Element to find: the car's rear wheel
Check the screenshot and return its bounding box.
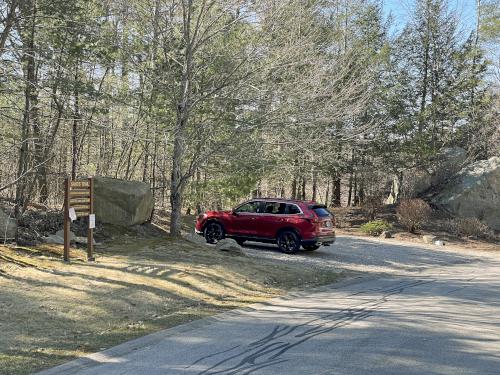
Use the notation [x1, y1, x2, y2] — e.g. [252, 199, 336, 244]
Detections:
[303, 244, 320, 251]
[204, 222, 224, 244]
[277, 230, 300, 254]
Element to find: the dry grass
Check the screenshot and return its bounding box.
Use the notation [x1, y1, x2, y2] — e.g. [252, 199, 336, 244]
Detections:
[0, 237, 340, 375]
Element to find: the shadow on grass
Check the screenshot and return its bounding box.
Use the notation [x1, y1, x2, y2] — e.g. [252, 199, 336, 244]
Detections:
[0, 236, 340, 375]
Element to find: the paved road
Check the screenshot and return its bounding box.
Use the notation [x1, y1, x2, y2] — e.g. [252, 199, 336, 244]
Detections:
[38, 236, 500, 375]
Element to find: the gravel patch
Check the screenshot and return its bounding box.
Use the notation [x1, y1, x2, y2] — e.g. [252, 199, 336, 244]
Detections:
[242, 235, 487, 275]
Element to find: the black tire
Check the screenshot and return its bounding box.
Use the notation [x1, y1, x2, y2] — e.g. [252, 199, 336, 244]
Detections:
[204, 222, 225, 244]
[303, 244, 320, 251]
[236, 239, 246, 246]
[277, 230, 301, 254]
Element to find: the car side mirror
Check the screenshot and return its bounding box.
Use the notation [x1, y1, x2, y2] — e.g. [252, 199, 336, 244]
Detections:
[232, 210, 239, 216]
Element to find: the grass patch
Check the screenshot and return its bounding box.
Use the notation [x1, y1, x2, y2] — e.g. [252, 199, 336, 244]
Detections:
[0, 236, 341, 375]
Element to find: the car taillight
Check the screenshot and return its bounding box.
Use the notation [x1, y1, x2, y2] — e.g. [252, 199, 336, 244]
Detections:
[312, 219, 321, 231]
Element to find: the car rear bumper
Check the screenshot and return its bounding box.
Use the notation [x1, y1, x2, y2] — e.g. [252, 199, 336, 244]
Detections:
[302, 233, 336, 246]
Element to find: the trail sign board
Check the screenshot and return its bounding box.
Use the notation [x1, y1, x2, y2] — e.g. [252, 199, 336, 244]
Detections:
[64, 177, 95, 262]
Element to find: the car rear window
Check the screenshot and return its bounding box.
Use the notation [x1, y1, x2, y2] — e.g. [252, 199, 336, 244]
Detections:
[310, 205, 331, 217]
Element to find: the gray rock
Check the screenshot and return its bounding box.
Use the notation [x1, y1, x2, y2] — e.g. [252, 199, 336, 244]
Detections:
[432, 156, 500, 230]
[42, 230, 96, 246]
[387, 147, 467, 202]
[94, 177, 154, 227]
[41, 234, 64, 245]
[0, 208, 17, 240]
[56, 229, 75, 241]
[422, 235, 438, 244]
[74, 236, 97, 245]
[215, 238, 246, 256]
[184, 233, 209, 246]
[380, 230, 393, 238]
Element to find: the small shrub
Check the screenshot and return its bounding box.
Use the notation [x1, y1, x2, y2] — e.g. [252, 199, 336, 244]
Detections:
[361, 220, 392, 236]
[447, 217, 493, 239]
[396, 199, 431, 233]
[362, 196, 383, 220]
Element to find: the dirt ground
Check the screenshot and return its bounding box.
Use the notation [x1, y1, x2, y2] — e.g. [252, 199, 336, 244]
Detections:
[0, 236, 342, 375]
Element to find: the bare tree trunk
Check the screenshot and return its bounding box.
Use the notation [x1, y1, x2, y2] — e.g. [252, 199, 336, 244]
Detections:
[301, 176, 306, 200]
[325, 179, 330, 206]
[358, 177, 365, 205]
[333, 175, 341, 207]
[170, 1, 194, 236]
[353, 173, 358, 206]
[195, 168, 202, 214]
[291, 178, 297, 199]
[72, 66, 80, 180]
[15, 0, 38, 219]
[0, 0, 18, 56]
[170, 135, 186, 236]
[418, 3, 430, 133]
[312, 169, 317, 202]
[347, 173, 353, 206]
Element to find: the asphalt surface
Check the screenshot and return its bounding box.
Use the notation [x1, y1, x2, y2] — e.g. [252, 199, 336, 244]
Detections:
[38, 236, 500, 375]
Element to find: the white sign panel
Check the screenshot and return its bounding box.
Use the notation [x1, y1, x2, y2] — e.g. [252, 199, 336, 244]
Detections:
[89, 214, 96, 229]
[69, 207, 77, 222]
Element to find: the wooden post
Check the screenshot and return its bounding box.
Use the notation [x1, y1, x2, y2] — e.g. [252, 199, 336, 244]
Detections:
[87, 177, 94, 261]
[63, 177, 70, 262]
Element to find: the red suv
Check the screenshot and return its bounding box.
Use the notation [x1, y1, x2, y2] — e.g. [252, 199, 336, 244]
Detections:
[195, 198, 336, 253]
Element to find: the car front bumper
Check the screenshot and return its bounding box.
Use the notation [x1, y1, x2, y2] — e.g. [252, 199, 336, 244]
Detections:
[195, 228, 204, 236]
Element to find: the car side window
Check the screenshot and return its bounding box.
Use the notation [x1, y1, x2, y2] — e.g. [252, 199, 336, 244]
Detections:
[264, 202, 278, 214]
[286, 204, 301, 214]
[235, 201, 259, 213]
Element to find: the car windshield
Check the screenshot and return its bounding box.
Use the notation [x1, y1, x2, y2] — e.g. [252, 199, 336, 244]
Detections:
[310, 205, 331, 217]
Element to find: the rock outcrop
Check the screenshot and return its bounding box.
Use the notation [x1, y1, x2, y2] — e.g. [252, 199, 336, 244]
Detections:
[386, 147, 467, 203]
[432, 156, 500, 230]
[94, 177, 154, 227]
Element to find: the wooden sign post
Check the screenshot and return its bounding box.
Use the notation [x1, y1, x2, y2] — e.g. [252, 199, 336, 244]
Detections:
[64, 177, 95, 262]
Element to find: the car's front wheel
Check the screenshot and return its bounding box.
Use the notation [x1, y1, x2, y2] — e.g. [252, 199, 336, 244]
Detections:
[277, 230, 301, 254]
[303, 244, 320, 251]
[204, 222, 225, 244]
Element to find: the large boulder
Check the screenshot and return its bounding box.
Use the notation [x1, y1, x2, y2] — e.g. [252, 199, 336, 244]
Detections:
[387, 147, 467, 202]
[94, 177, 154, 227]
[429, 147, 468, 186]
[432, 156, 500, 230]
[215, 238, 246, 256]
[184, 233, 210, 247]
[0, 208, 17, 240]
